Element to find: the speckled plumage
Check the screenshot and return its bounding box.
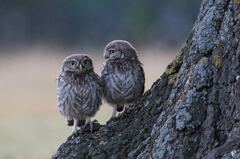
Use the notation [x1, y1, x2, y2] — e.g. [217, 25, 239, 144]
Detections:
[101, 40, 145, 118]
[57, 54, 103, 133]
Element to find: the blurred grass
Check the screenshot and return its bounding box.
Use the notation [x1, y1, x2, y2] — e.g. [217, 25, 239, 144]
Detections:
[0, 46, 176, 159]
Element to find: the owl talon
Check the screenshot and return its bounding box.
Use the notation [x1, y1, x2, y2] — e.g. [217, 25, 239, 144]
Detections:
[82, 117, 93, 132]
[89, 121, 93, 133]
[68, 131, 78, 140]
[110, 116, 116, 120]
[72, 131, 78, 137]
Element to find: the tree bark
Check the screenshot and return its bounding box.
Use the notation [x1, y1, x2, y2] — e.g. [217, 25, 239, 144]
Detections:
[53, 0, 240, 158]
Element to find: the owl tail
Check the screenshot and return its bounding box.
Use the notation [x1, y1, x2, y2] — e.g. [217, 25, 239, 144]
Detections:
[116, 104, 124, 112]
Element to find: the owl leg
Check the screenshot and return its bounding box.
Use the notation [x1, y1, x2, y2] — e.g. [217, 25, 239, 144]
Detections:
[117, 104, 125, 117]
[83, 117, 93, 132]
[111, 104, 117, 119]
[111, 104, 124, 119]
[87, 117, 93, 132]
[72, 118, 79, 134]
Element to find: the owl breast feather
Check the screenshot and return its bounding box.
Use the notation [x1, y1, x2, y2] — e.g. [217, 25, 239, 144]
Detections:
[57, 74, 102, 120]
[102, 61, 144, 104]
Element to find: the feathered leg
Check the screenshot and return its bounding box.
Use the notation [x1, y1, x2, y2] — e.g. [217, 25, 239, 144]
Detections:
[111, 104, 117, 119]
[72, 118, 79, 134]
[83, 116, 93, 132]
[110, 103, 125, 120]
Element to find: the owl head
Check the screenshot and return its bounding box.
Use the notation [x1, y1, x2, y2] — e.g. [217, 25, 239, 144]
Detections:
[62, 54, 94, 74]
[104, 40, 138, 60]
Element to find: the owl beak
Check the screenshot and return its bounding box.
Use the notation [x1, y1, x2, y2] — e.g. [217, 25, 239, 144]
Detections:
[79, 64, 83, 72]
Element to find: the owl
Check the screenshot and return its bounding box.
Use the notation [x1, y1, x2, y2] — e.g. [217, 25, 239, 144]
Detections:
[57, 54, 103, 133]
[101, 40, 145, 119]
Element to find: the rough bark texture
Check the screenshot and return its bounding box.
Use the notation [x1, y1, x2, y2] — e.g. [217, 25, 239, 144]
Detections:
[53, 0, 240, 158]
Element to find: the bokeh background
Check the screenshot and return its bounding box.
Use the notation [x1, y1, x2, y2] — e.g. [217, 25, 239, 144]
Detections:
[0, 0, 201, 158]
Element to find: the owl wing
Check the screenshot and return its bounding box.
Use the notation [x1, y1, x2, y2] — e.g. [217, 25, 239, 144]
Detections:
[100, 61, 110, 77]
[138, 63, 145, 95]
[100, 61, 111, 88]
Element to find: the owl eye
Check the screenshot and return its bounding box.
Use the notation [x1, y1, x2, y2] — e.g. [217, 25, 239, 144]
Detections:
[82, 59, 90, 65]
[69, 61, 76, 66]
[109, 50, 115, 54]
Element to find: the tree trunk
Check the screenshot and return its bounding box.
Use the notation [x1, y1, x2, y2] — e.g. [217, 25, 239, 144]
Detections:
[53, 0, 240, 158]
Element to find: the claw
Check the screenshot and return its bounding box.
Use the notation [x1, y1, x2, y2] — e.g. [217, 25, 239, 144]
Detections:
[89, 121, 93, 133]
[71, 131, 78, 139]
[82, 116, 93, 132]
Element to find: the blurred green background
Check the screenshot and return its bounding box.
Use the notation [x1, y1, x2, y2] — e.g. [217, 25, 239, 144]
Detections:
[0, 0, 201, 159]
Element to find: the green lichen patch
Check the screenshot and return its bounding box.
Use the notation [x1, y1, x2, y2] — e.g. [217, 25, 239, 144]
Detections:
[212, 53, 223, 67]
[164, 52, 183, 76]
[164, 52, 184, 84]
[168, 74, 178, 85]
